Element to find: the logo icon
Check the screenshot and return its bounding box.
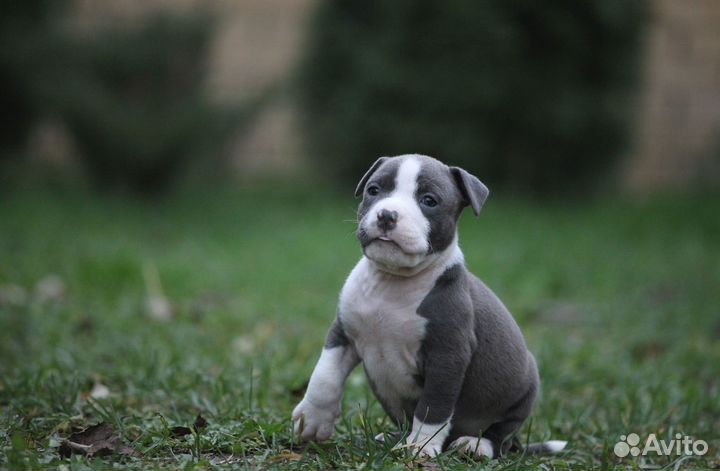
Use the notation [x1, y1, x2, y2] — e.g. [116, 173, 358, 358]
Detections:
[614, 433, 641, 458]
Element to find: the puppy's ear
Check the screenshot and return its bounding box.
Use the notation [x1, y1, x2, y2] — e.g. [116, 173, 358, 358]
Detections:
[354, 157, 389, 198]
[450, 166, 489, 216]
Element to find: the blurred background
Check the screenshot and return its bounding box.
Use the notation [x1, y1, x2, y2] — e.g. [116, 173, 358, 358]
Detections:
[1, 1, 719, 469]
[1, 0, 719, 195]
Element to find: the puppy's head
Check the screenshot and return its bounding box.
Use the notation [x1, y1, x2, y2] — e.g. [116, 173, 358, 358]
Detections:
[355, 154, 489, 271]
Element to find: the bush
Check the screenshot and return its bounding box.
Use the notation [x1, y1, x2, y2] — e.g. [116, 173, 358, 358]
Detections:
[0, 0, 63, 156]
[298, 0, 645, 194]
[39, 15, 239, 194]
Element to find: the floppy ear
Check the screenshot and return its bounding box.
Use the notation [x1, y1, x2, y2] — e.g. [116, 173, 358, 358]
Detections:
[354, 157, 389, 198]
[450, 166, 489, 216]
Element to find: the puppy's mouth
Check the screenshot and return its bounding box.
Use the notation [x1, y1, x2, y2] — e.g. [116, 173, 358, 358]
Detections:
[370, 236, 425, 256]
[357, 226, 426, 257]
[373, 235, 400, 248]
[363, 233, 402, 251]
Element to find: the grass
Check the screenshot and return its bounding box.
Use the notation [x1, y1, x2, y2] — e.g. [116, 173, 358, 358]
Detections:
[1, 186, 719, 470]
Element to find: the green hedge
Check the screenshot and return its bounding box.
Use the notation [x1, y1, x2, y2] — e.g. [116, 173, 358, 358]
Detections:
[298, 0, 645, 194]
[44, 16, 238, 194]
[0, 0, 61, 155]
[1, 3, 241, 194]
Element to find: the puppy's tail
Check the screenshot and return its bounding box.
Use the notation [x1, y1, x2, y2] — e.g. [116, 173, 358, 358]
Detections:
[521, 440, 568, 455]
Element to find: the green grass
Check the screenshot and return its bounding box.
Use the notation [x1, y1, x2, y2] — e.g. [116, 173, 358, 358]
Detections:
[1, 187, 719, 470]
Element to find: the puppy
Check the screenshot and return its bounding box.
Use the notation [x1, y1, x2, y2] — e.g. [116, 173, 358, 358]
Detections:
[292, 154, 566, 458]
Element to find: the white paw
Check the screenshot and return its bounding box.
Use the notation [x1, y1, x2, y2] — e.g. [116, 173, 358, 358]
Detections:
[414, 440, 443, 458]
[393, 437, 444, 458]
[398, 419, 450, 459]
[292, 398, 339, 442]
[449, 436, 494, 459]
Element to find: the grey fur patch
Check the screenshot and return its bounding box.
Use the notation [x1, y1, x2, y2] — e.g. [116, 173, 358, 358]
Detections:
[414, 264, 475, 424]
[411, 262, 539, 453]
[325, 317, 350, 348]
[445, 270, 539, 450]
[414, 158, 466, 253]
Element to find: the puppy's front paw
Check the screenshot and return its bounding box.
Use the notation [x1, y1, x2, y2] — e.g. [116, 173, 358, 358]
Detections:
[292, 398, 339, 442]
[449, 436, 494, 459]
[412, 440, 443, 458]
[394, 437, 443, 458]
[397, 420, 449, 459]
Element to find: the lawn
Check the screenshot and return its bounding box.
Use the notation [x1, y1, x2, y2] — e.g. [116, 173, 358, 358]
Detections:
[1, 187, 718, 470]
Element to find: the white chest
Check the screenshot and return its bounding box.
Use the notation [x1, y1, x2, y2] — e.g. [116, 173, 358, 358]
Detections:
[338, 258, 442, 411]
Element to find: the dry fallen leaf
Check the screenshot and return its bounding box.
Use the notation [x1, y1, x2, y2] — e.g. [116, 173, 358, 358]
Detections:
[89, 382, 110, 399]
[58, 423, 120, 458]
[35, 275, 65, 304]
[146, 295, 173, 321]
[170, 414, 208, 438]
[232, 335, 255, 354]
[170, 426, 192, 438]
[142, 262, 174, 321]
[193, 414, 208, 431]
[268, 450, 303, 462]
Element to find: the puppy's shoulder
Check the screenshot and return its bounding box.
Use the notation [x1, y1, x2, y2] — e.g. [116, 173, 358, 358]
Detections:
[417, 263, 473, 324]
[465, 270, 512, 318]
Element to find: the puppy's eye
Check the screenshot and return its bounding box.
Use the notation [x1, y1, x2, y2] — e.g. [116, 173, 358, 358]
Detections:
[421, 195, 438, 207]
[366, 185, 380, 196]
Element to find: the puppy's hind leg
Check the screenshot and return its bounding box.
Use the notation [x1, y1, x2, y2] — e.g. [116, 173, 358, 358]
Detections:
[483, 387, 567, 457]
[482, 415, 568, 457]
[482, 381, 537, 457]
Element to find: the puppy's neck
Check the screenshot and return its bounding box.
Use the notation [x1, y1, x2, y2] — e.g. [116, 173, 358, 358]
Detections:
[366, 235, 463, 278]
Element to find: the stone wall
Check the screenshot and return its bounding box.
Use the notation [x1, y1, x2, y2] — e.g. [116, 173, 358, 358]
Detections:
[70, 0, 317, 179]
[625, 0, 720, 191]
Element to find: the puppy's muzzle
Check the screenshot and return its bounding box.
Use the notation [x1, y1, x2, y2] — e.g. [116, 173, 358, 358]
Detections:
[377, 209, 399, 232]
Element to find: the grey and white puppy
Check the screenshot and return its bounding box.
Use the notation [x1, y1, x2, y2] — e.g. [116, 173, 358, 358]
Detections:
[292, 154, 566, 458]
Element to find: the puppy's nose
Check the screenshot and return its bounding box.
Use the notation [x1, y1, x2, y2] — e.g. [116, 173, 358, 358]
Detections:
[377, 209, 399, 231]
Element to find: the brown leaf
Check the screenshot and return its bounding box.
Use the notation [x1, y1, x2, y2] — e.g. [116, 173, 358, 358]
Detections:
[268, 450, 303, 462]
[171, 415, 207, 438]
[119, 445, 141, 457]
[59, 423, 120, 458]
[170, 426, 192, 438]
[193, 414, 208, 431]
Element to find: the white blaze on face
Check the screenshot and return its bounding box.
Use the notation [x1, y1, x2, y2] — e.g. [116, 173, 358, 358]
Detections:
[395, 157, 422, 200]
[362, 157, 431, 269]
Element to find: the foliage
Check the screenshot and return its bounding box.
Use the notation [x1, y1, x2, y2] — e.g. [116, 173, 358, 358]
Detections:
[0, 0, 64, 155]
[42, 15, 238, 194]
[1, 4, 243, 194]
[1, 188, 719, 469]
[299, 0, 646, 194]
